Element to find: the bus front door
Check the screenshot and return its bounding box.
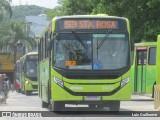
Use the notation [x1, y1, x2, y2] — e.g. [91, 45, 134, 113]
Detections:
[135, 50, 147, 93]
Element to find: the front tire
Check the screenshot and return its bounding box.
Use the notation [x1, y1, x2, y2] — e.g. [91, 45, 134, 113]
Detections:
[51, 101, 65, 112]
[42, 101, 49, 108]
[21, 91, 25, 94]
[88, 104, 96, 111]
[109, 101, 120, 112]
[152, 82, 156, 98]
[17, 89, 21, 93]
[25, 91, 31, 95]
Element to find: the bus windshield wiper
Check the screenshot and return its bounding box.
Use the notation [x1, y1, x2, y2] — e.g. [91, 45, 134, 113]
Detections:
[72, 31, 87, 49]
[53, 33, 59, 41]
[97, 30, 112, 49]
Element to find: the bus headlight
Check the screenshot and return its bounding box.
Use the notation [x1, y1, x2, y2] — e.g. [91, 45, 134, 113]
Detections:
[121, 77, 130, 88]
[54, 77, 64, 88]
[25, 81, 32, 86]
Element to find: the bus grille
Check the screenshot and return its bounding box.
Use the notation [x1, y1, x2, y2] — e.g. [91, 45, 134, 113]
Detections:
[64, 74, 119, 79]
[32, 85, 38, 89]
[26, 77, 37, 81]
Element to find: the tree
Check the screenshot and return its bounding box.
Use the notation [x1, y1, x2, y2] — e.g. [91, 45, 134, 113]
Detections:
[0, 19, 36, 84]
[46, 0, 160, 41]
[88, 0, 160, 41]
[0, 0, 12, 22]
[45, 0, 93, 19]
[45, 6, 64, 20]
[12, 5, 48, 19]
[0, 20, 36, 53]
[59, 0, 93, 15]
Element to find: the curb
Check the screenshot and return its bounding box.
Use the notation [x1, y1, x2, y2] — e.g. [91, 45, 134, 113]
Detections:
[131, 99, 154, 101]
[131, 94, 154, 101]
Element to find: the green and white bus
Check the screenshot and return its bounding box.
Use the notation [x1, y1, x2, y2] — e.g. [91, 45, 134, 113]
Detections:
[17, 52, 38, 95]
[37, 15, 132, 111]
[131, 42, 156, 96]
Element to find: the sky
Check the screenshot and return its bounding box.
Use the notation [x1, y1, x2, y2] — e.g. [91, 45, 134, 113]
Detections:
[11, 0, 59, 9]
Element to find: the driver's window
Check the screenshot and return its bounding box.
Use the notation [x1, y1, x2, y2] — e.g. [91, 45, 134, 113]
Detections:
[23, 62, 26, 73]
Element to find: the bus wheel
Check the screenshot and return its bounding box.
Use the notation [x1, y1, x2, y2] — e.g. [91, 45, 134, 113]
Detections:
[109, 101, 120, 112]
[97, 104, 105, 111]
[25, 91, 31, 95]
[51, 101, 65, 112]
[42, 101, 49, 108]
[88, 104, 96, 111]
[152, 82, 156, 98]
[21, 90, 25, 94]
[17, 89, 21, 93]
[152, 87, 154, 98]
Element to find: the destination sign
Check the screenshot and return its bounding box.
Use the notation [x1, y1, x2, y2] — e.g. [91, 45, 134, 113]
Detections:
[59, 19, 120, 29]
[136, 46, 147, 50]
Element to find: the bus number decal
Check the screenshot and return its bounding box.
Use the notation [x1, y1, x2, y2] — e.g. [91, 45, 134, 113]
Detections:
[66, 61, 76, 66]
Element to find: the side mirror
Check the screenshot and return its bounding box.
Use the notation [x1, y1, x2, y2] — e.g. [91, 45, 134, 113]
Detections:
[23, 63, 26, 73]
[46, 33, 56, 50]
[131, 39, 134, 51]
[46, 38, 52, 50]
[130, 39, 135, 66]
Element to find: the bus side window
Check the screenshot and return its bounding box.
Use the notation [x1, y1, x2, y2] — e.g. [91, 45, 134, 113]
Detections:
[137, 51, 147, 65]
[23, 62, 26, 73]
[148, 47, 156, 65]
[41, 38, 43, 61]
[38, 41, 41, 62]
[43, 36, 45, 60]
[40, 39, 42, 61]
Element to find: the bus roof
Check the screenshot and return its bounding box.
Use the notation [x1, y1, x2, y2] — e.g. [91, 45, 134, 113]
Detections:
[26, 52, 38, 55]
[134, 42, 157, 47]
[37, 14, 128, 39]
[53, 14, 127, 21]
[20, 52, 38, 60]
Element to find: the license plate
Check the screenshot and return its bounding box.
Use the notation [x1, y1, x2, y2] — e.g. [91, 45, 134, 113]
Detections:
[85, 96, 100, 101]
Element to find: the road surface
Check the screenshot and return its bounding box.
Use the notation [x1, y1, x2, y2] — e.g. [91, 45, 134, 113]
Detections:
[0, 91, 159, 120]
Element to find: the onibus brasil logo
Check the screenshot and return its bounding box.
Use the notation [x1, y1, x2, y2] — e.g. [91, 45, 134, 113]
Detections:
[1, 112, 42, 117]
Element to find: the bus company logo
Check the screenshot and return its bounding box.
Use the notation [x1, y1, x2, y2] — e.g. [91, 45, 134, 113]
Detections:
[70, 86, 83, 90]
[1, 112, 42, 118]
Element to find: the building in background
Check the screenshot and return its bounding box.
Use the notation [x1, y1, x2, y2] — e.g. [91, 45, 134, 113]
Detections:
[25, 14, 50, 52]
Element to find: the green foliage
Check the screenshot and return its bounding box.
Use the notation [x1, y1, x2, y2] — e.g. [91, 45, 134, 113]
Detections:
[0, 0, 12, 22]
[45, 6, 64, 20]
[0, 19, 36, 53]
[11, 5, 49, 19]
[60, 0, 93, 15]
[0, 19, 37, 65]
[45, 0, 160, 42]
[45, 0, 93, 20]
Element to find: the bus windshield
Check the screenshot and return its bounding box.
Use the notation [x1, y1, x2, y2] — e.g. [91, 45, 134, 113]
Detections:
[25, 60, 37, 77]
[53, 33, 129, 70]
